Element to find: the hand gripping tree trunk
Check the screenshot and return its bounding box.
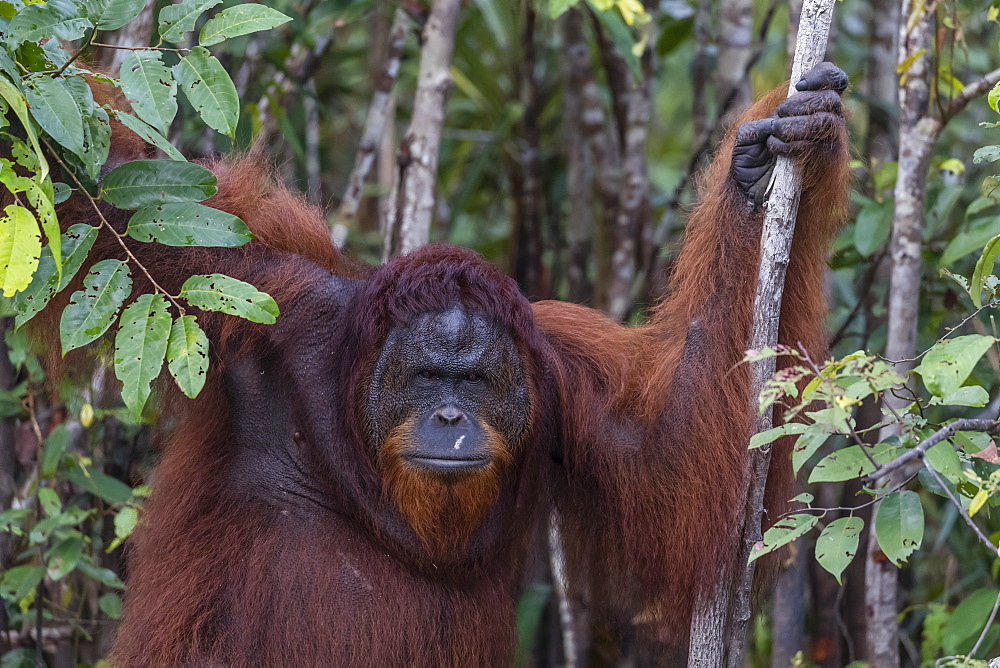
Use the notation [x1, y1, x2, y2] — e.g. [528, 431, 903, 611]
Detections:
[686, 1, 836, 666]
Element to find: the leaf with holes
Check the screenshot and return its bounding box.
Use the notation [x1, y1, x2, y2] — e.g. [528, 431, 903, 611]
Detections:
[114, 293, 171, 417]
[180, 274, 278, 324]
[167, 315, 208, 398]
[60, 259, 132, 353]
[815, 516, 864, 584]
[23, 75, 85, 158]
[173, 46, 239, 137]
[199, 4, 290, 46]
[119, 51, 177, 135]
[102, 160, 217, 208]
[46, 536, 82, 580]
[111, 110, 185, 161]
[158, 0, 221, 42]
[874, 490, 924, 566]
[0, 77, 48, 181]
[0, 565, 45, 604]
[14, 224, 98, 328]
[127, 202, 251, 247]
[748, 513, 818, 564]
[83, 0, 146, 30]
[0, 204, 41, 297]
[808, 445, 877, 483]
[915, 335, 996, 398]
[7, 0, 91, 44]
[749, 422, 807, 450]
[63, 74, 111, 179]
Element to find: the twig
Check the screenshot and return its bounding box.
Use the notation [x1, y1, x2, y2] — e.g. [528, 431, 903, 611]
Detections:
[868, 418, 1000, 483]
[942, 66, 1000, 124]
[881, 299, 1000, 364]
[42, 140, 186, 315]
[923, 460, 997, 554]
[970, 588, 1000, 659]
[90, 42, 189, 53]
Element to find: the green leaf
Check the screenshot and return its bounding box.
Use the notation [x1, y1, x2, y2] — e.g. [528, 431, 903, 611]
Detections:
[973, 145, 1000, 164]
[990, 81, 1000, 114]
[113, 506, 137, 540]
[549, 0, 580, 19]
[37, 488, 60, 517]
[158, 0, 221, 42]
[936, 385, 990, 407]
[119, 51, 177, 135]
[0, 565, 44, 604]
[60, 259, 132, 354]
[792, 425, 830, 475]
[0, 77, 48, 181]
[14, 224, 98, 328]
[173, 46, 239, 137]
[7, 0, 92, 44]
[815, 516, 864, 584]
[114, 293, 171, 417]
[62, 73, 111, 180]
[127, 202, 251, 247]
[943, 588, 1000, 655]
[99, 592, 123, 619]
[111, 110, 186, 161]
[970, 233, 1000, 307]
[46, 536, 82, 580]
[749, 422, 807, 449]
[22, 75, 85, 158]
[102, 159, 216, 209]
[853, 197, 893, 258]
[748, 513, 817, 564]
[808, 445, 877, 483]
[924, 442, 963, 485]
[180, 274, 278, 324]
[166, 315, 208, 398]
[198, 4, 290, 46]
[83, 0, 146, 30]
[40, 424, 72, 478]
[874, 490, 924, 566]
[0, 204, 41, 297]
[915, 335, 996, 398]
[66, 465, 133, 504]
[76, 559, 125, 588]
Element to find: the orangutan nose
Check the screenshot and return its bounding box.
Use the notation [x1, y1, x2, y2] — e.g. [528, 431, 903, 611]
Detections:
[432, 405, 466, 426]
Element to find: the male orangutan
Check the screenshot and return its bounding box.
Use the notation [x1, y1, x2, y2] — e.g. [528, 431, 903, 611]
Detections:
[36, 63, 849, 664]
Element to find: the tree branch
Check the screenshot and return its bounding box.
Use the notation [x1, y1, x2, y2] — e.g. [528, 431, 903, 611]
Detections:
[942, 67, 1000, 124]
[868, 417, 1000, 483]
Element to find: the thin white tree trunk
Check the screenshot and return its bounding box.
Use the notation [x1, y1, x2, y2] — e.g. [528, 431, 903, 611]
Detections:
[716, 0, 753, 125]
[383, 0, 461, 257]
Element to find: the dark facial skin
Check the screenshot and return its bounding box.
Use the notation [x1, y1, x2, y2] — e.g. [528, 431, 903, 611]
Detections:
[366, 307, 532, 475]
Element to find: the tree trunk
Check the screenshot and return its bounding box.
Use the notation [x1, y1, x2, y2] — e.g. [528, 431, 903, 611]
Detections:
[97, 0, 155, 74]
[383, 0, 461, 258]
[716, 0, 753, 126]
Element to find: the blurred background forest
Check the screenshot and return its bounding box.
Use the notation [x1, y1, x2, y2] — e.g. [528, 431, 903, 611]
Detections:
[1, 0, 1000, 666]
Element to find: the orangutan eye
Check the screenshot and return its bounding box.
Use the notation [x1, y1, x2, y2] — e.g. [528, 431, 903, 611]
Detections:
[417, 370, 437, 380]
[463, 372, 483, 383]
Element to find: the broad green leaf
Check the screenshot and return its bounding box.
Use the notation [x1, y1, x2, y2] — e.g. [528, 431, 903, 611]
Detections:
[815, 516, 864, 584]
[22, 75, 85, 158]
[971, 233, 1000, 307]
[748, 513, 817, 564]
[40, 423, 72, 478]
[973, 145, 1000, 164]
[63, 73, 111, 179]
[0, 565, 45, 603]
[114, 293, 171, 416]
[173, 46, 239, 137]
[127, 202, 251, 247]
[749, 422, 807, 449]
[0, 77, 48, 181]
[37, 488, 60, 517]
[180, 274, 278, 324]
[83, 0, 145, 30]
[102, 159, 216, 208]
[924, 442, 963, 485]
[158, 0, 221, 42]
[915, 335, 996, 398]
[874, 490, 924, 566]
[7, 0, 91, 44]
[937, 385, 990, 407]
[990, 81, 1000, 114]
[943, 589, 1000, 655]
[119, 51, 177, 135]
[76, 559, 125, 588]
[111, 110, 185, 161]
[792, 425, 830, 475]
[198, 4, 290, 46]
[808, 445, 877, 483]
[166, 315, 208, 398]
[18, 177, 61, 273]
[67, 465, 133, 504]
[99, 592, 123, 619]
[46, 536, 82, 580]
[853, 197, 893, 258]
[113, 506, 137, 540]
[14, 224, 98, 328]
[0, 204, 41, 297]
[60, 259, 132, 353]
